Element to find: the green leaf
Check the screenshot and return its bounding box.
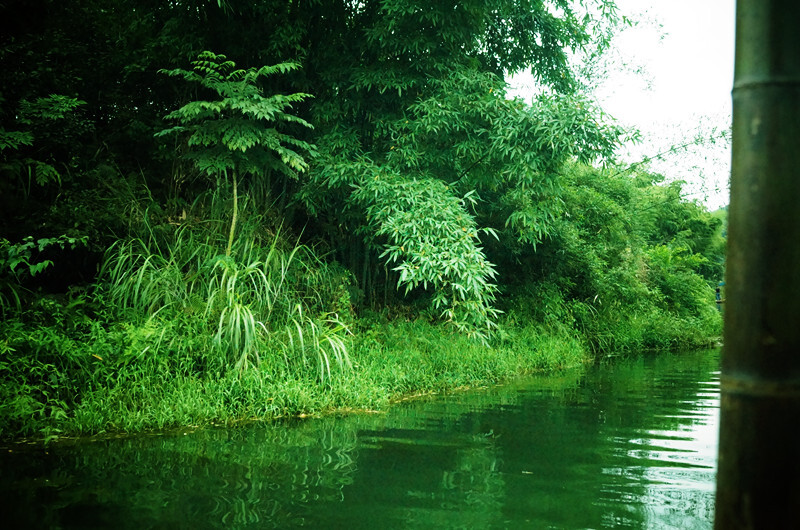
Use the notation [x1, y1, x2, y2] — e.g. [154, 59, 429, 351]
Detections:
[0, 130, 34, 151]
[156, 51, 315, 185]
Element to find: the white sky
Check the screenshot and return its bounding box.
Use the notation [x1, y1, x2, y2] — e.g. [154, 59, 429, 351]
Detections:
[510, 0, 736, 210]
[597, 0, 734, 126]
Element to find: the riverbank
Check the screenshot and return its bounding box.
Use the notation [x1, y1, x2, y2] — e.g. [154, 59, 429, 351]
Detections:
[0, 303, 720, 444]
[1, 347, 721, 529]
[1, 151, 726, 445]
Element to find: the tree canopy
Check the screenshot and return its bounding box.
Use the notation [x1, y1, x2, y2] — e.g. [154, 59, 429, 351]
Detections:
[0, 0, 722, 340]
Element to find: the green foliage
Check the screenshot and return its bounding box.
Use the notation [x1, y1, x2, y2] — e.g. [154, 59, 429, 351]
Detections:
[157, 51, 315, 180]
[0, 129, 33, 152]
[0, 95, 85, 192]
[632, 175, 726, 283]
[17, 94, 85, 124]
[305, 66, 626, 338]
[338, 0, 621, 96]
[157, 51, 316, 257]
[0, 235, 87, 315]
[0, 0, 728, 442]
[293, 1, 630, 335]
[100, 193, 351, 381]
[0, 290, 99, 439]
[353, 171, 500, 342]
[504, 163, 723, 357]
[644, 245, 716, 316]
[386, 69, 625, 245]
[349, 315, 588, 397]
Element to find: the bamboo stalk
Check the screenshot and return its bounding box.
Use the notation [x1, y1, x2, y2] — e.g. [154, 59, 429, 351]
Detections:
[715, 1, 800, 527]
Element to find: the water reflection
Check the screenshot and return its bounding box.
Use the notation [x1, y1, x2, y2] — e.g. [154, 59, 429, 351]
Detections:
[0, 349, 719, 528]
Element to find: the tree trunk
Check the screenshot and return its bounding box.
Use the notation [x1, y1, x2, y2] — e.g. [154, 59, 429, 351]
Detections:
[714, 1, 800, 527]
[226, 169, 238, 257]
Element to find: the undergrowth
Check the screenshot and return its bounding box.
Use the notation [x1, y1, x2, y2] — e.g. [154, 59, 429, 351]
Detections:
[0, 302, 717, 441]
[0, 193, 721, 442]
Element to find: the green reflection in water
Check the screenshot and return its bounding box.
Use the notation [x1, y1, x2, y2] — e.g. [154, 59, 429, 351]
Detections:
[1, 348, 719, 529]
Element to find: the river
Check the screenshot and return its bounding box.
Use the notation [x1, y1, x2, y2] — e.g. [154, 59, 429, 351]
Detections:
[1, 348, 720, 529]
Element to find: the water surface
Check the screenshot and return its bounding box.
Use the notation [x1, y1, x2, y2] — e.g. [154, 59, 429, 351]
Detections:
[1, 348, 720, 528]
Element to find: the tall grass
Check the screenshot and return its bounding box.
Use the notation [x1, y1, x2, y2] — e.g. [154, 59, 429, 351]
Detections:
[99, 192, 352, 380]
[283, 304, 351, 384]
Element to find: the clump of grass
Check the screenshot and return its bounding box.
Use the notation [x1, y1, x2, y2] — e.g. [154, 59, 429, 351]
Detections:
[570, 300, 721, 359]
[282, 304, 351, 384]
[99, 192, 352, 381]
[344, 316, 588, 402]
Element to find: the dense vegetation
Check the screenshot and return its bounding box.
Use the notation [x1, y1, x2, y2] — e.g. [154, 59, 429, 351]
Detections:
[0, 0, 725, 441]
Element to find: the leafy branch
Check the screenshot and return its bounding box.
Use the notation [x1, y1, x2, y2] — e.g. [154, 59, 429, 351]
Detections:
[157, 51, 316, 256]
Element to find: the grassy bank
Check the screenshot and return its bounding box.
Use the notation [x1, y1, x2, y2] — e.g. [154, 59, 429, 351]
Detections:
[0, 313, 581, 441]
[0, 194, 721, 443]
[0, 302, 718, 443]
